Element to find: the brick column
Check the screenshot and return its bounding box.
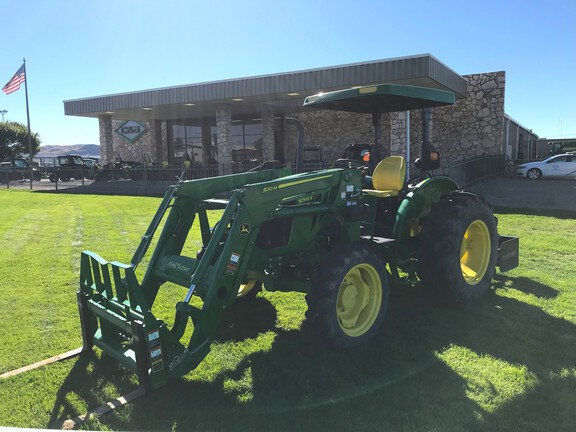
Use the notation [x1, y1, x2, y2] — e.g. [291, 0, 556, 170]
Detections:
[98, 115, 113, 164]
[147, 120, 165, 164]
[216, 104, 233, 174]
[261, 110, 275, 162]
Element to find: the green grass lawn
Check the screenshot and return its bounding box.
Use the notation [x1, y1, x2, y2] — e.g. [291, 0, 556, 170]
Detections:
[0, 190, 575, 431]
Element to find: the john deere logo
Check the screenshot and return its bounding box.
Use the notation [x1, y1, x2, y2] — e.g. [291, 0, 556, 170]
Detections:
[240, 224, 251, 235]
[115, 120, 149, 143]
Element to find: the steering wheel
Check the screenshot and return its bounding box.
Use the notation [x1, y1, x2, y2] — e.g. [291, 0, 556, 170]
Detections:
[406, 171, 432, 189]
[333, 159, 368, 169]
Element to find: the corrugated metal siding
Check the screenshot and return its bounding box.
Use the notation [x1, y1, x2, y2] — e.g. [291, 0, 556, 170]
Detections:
[64, 54, 467, 116]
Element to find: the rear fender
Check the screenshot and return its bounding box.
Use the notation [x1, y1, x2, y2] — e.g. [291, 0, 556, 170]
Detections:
[392, 176, 459, 241]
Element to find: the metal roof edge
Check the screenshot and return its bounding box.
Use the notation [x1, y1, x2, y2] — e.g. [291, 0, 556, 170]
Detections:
[63, 54, 458, 104]
[504, 113, 538, 137]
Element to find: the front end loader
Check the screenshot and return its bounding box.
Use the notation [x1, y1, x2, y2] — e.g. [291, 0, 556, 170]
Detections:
[78, 165, 371, 389]
[76, 84, 519, 390]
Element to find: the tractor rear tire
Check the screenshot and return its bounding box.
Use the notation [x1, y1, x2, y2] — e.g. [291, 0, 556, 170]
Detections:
[305, 243, 389, 349]
[417, 191, 498, 303]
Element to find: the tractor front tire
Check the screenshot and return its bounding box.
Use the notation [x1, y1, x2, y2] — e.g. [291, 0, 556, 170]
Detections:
[417, 191, 498, 303]
[306, 243, 389, 350]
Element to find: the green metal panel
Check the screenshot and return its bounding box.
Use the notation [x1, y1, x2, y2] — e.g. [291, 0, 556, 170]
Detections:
[393, 176, 459, 242]
[303, 84, 456, 113]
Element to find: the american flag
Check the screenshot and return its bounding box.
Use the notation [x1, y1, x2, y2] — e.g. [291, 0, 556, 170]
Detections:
[2, 64, 26, 95]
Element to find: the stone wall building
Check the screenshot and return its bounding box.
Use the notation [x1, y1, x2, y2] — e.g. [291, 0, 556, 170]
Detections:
[64, 55, 533, 172]
[281, 71, 506, 169]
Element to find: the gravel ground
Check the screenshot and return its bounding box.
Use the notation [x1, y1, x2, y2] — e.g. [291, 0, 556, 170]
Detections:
[467, 177, 576, 211]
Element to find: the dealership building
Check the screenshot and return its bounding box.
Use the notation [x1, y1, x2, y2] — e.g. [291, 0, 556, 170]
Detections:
[63, 54, 537, 173]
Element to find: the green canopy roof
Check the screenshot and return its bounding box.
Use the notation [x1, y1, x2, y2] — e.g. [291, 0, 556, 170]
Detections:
[303, 84, 455, 113]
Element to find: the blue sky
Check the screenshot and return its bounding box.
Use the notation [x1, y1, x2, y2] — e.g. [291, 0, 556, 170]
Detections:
[1, 0, 574, 146]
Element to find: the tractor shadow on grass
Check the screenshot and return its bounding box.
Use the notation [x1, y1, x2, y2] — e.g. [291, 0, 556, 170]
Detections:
[208, 278, 576, 431]
[44, 298, 278, 430]
[214, 297, 278, 342]
[493, 273, 559, 299]
[47, 275, 576, 431]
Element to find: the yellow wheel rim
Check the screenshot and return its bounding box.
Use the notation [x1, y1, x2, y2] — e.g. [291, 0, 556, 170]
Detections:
[408, 218, 421, 237]
[460, 220, 491, 285]
[336, 263, 382, 337]
[237, 280, 257, 298]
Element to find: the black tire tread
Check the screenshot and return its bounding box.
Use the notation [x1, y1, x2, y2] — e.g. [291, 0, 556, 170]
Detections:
[417, 191, 498, 303]
[305, 243, 389, 349]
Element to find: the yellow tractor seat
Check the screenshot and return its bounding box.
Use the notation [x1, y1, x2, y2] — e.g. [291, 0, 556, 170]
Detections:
[363, 156, 406, 198]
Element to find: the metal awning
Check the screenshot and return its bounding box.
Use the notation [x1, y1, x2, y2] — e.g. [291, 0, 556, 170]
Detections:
[63, 55, 465, 122]
[303, 84, 455, 113]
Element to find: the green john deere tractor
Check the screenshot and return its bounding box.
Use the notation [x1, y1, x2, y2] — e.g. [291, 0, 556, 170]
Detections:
[77, 83, 519, 390]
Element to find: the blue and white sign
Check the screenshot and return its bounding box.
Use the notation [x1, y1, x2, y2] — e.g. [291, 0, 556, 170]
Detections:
[115, 120, 149, 143]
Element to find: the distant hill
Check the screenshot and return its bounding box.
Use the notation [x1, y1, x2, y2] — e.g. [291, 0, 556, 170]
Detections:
[36, 144, 100, 159]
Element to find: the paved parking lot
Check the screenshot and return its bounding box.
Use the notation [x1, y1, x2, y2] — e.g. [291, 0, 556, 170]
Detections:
[3, 174, 575, 211]
[467, 177, 576, 211]
[1, 178, 94, 191]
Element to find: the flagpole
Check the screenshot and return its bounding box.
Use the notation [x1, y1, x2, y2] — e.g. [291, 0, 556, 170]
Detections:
[23, 58, 33, 190]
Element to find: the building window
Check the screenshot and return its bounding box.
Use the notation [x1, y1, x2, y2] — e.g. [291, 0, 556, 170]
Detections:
[172, 124, 203, 163]
[232, 122, 262, 163]
[172, 120, 262, 165]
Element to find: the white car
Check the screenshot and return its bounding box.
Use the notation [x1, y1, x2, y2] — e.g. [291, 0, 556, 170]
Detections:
[516, 153, 576, 180]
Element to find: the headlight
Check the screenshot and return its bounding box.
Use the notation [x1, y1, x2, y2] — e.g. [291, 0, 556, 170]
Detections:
[516, 165, 526, 169]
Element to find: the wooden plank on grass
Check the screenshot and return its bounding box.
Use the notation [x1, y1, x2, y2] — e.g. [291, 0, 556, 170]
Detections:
[60, 386, 146, 430]
[0, 347, 83, 379]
